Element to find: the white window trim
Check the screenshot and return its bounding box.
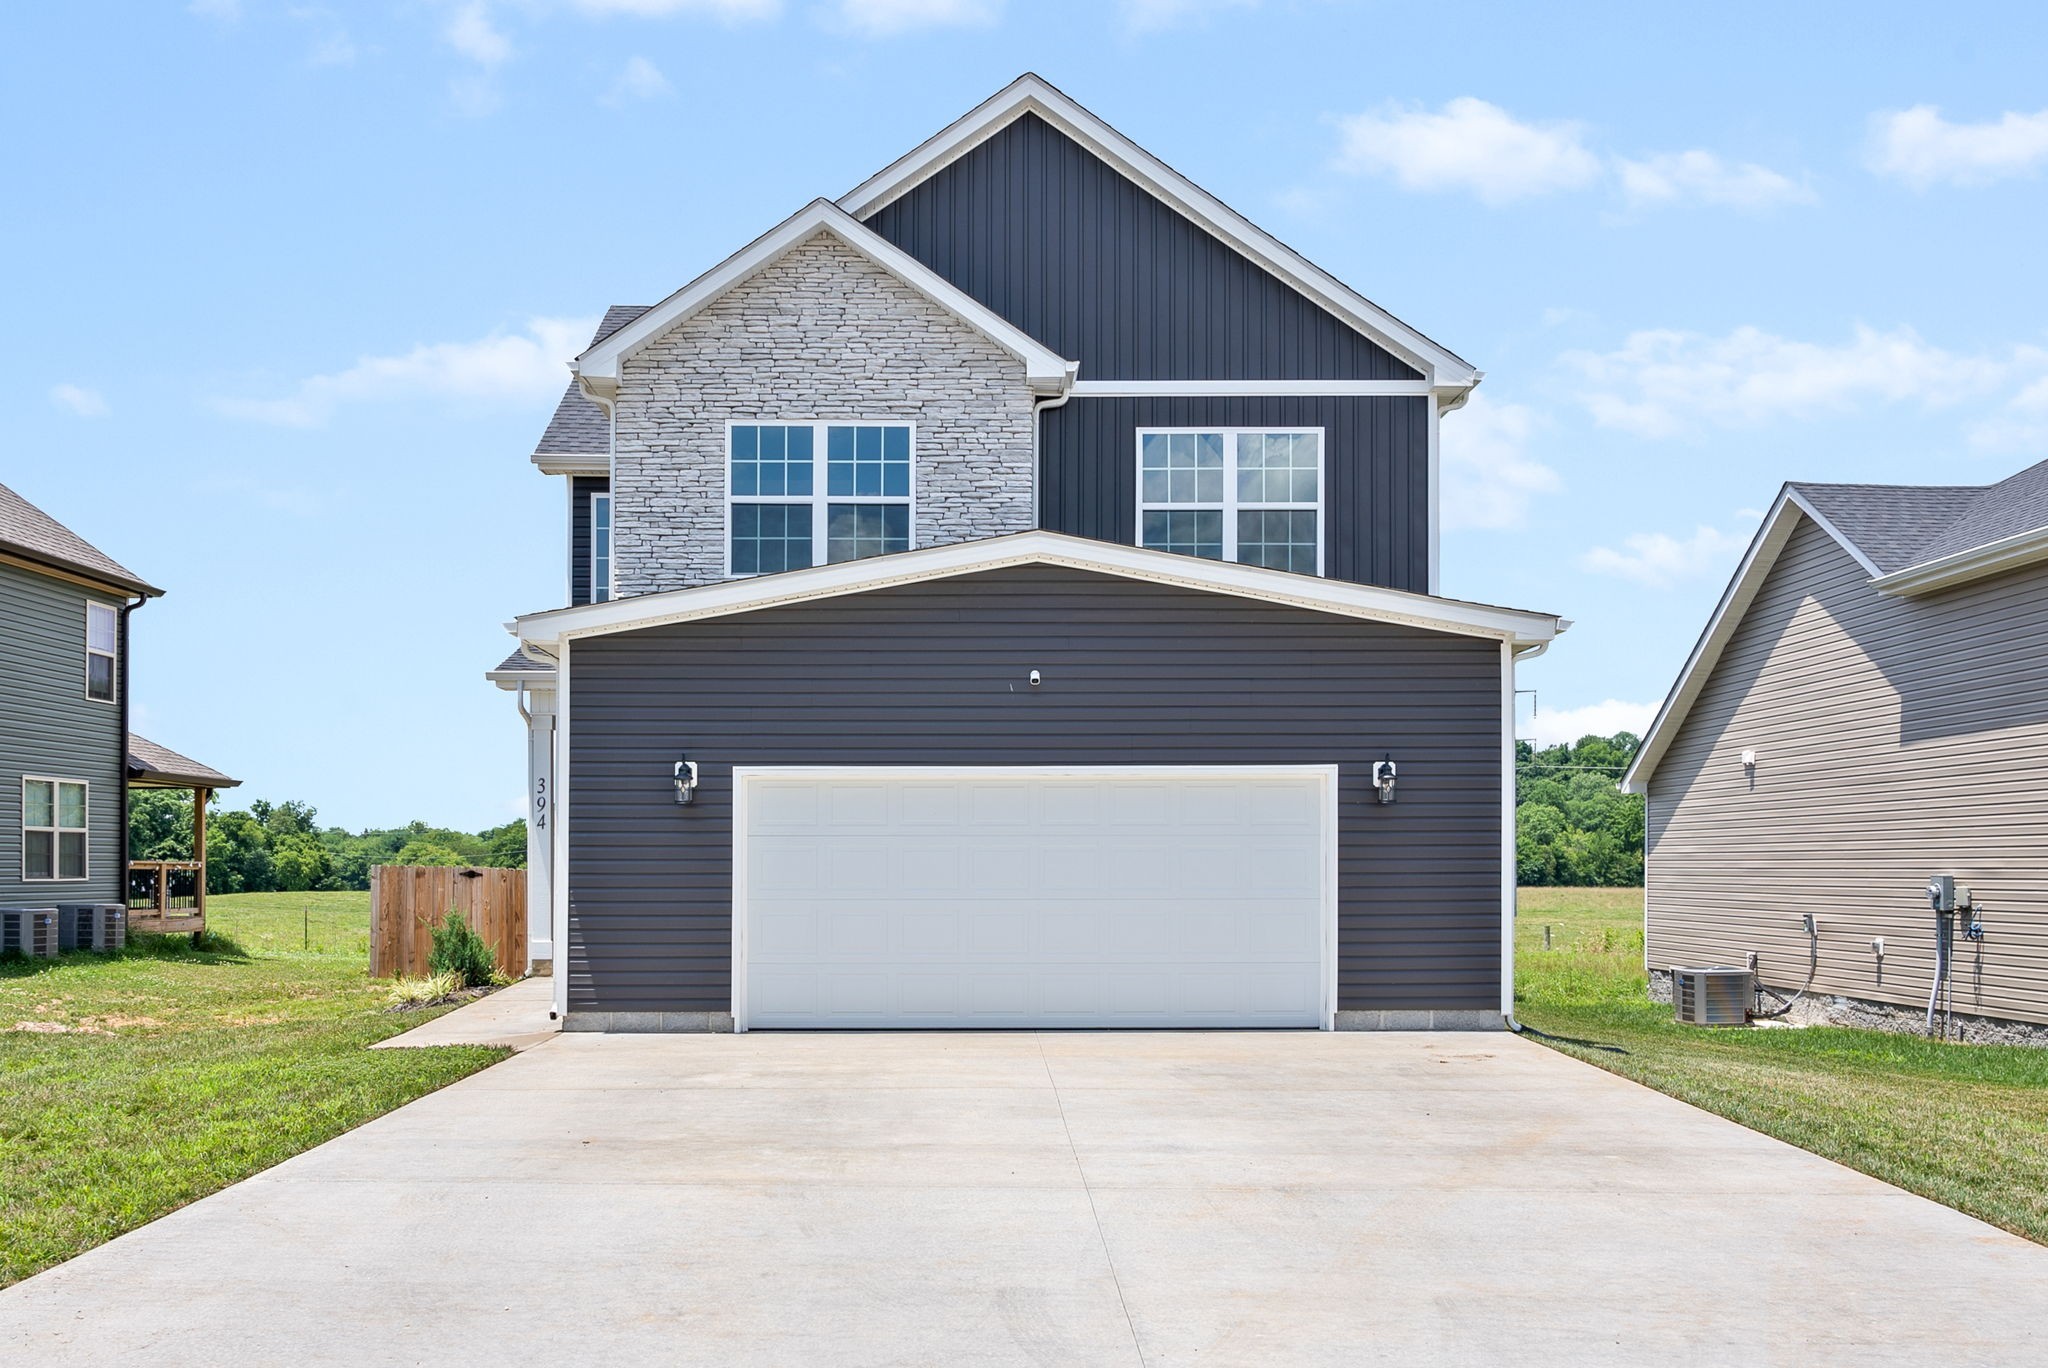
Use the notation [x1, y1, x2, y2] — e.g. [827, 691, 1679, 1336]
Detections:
[589, 491, 613, 604]
[21, 776, 89, 883]
[85, 601, 118, 705]
[723, 420, 919, 579]
[1135, 427, 1326, 576]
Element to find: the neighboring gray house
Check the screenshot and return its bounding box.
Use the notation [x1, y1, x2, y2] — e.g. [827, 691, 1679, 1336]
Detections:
[0, 481, 237, 933]
[491, 74, 1565, 1033]
[1625, 458, 2048, 1040]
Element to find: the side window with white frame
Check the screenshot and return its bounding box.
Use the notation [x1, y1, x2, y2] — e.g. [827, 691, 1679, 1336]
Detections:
[728, 422, 913, 576]
[589, 492, 612, 604]
[86, 601, 118, 702]
[1137, 428, 1323, 576]
[22, 778, 88, 882]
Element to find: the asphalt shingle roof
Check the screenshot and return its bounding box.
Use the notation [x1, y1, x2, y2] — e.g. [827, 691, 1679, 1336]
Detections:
[490, 648, 552, 674]
[127, 733, 240, 789]
[533, 306, 650, 456]
[1792, 457, 2048, 574]
[0, 480, 160, 595]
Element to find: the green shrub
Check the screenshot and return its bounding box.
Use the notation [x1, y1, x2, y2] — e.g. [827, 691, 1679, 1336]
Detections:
[427, 912, 496, 988]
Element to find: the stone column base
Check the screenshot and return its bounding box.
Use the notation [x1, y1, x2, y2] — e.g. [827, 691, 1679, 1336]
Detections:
[1334, 1009, 1504, 1031]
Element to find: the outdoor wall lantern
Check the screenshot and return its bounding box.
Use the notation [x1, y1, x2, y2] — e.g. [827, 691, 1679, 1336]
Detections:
[1371, 755, 1398, 805]
[673, 757, 700, 806]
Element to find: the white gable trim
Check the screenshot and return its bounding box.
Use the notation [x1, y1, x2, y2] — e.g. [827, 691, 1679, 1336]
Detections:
[1623, 486, 1866, 793]
[573, 198, 1076, 398]
[516, 530, 1561, 651]
[839, 74, 1480, 394]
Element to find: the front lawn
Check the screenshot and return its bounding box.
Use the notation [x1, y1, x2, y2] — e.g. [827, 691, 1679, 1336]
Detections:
[1516, 887, 2048, 1246]
[0, 891, 506, 1288]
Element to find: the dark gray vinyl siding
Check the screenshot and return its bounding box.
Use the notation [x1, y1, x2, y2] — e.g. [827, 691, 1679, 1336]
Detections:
[1041, 395, 1430, 593]
[569, 476, 608, 607]
[864, 113, 1420, 382]
[567, 565, 1502, 1016]
[0, 560, 125, 905]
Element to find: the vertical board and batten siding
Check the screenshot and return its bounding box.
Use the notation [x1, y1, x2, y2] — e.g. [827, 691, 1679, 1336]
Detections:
[1647, 515, 2048, 1026]
[569, 476, 608, 607]
[567, 565, 1502, 1016]
[863, 113, 1421, 383]
[0, 560, 125, 905]
[1041, 395, 1431, 594]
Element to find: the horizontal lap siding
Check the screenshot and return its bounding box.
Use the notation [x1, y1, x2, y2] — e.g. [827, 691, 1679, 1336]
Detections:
[568, 565, 1501, 1014]
[1647, 517, 2048, 1025]
[1041, 395, 1430, 593]
[864, 113, 1418, 382]
[0, 561, 124, 905]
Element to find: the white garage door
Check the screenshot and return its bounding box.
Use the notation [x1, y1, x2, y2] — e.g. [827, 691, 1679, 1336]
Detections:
[735, 767, 1333, 1030]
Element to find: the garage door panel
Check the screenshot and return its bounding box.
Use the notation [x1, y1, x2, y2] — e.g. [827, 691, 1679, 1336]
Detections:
[741, 771, 1329, 1029]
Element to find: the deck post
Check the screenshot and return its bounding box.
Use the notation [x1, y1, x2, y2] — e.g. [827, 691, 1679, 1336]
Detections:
[192, 787, 209, 942]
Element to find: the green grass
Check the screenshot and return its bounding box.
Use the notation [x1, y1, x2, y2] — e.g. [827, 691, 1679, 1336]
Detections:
[1517, 887, 2048, 1246]
[0, 891, 506, 1288]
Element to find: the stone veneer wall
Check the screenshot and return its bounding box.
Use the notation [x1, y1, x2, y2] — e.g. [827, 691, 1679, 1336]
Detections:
[611, 231, 1037, 595]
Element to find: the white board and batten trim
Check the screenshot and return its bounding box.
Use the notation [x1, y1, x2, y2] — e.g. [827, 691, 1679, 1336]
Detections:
[730, 765, 1341, 1032]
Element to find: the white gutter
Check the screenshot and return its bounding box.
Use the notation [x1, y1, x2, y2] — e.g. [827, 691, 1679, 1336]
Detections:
[1870, 523, 2048, 597]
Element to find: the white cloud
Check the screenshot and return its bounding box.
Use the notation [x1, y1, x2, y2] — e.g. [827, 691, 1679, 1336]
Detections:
[307, 32, 359, 66]
[1867, 105, 2048, 188]
[602, 55, 671, 103]
[444, 0, 511, 64]
[835, 0, 1000, 32]
[1520, 699, 1657, 748]
[212, 316, 594, 427]
[50, 384, 109, 418]
[1615, 150, 1814, 210]
[1563, 324, 2017, 438]
[567, 0, 781, 16]
[1440, 396, 1561, 530]
[1334, 98, 1601, 206]
[1580, 522, 1754, 588]
[1121, 0, 1259, 31]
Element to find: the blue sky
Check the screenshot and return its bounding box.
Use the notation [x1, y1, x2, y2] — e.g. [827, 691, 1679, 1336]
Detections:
[6, 0, 2047, 829]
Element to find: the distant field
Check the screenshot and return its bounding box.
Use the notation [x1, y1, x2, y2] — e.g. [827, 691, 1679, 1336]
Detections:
[1516, 887, 2048, 1246]
[0, 891, 504, 1288]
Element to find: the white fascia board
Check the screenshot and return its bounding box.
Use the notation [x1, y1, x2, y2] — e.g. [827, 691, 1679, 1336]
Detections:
[1870, 524, 2048, 597]
[838, 74, 1479, 393]
[1068, 379, 1432, 398]
[574, 198, 1074, 395]
[532, 451, 609, 476]
[517, 530, 1563, 652]
[1624, 488, 1822, 794]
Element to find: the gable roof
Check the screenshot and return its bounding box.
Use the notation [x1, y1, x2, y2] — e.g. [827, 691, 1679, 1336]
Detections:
[839, 73, 1480, 397]
[572, 199, 1076, 403]
[1626, 457, 2048, 793]
[534, 307, 648, 471]
[516, 530, 1562, 653]
[0, 480, 160, 596]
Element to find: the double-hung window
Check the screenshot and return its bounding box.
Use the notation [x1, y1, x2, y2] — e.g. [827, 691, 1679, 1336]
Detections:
[1137, 428, 1323, 575]
[728, 422, 913, 575]
[589, 493, 612, 604]
[86, 602, 118, 702]
[23, 778, 88, 882]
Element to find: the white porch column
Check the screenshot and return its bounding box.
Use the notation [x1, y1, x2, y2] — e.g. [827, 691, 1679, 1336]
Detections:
[523, 685, 558, 968]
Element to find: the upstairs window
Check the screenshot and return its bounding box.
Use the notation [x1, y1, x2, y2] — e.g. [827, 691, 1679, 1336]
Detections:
[23, 778, 88, 881]
[1137, 429, 1323, 576]
[728, 422, 913, 576]
[589, 493, 612, 604]
[85, 602, 117, 702]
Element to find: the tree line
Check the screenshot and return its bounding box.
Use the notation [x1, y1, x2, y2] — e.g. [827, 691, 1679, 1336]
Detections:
[1516, 732, 1644, 887]
[129, 792, 525, 894]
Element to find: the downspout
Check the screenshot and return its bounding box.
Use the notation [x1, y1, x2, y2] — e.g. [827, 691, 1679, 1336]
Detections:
[1502, 637, 1554, 1034]
[1029, 366, 1079, 528]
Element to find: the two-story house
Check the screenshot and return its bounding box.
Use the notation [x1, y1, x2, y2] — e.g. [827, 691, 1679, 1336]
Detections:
[1, 480, 238, 941]
[490, 74, 1564, 1033]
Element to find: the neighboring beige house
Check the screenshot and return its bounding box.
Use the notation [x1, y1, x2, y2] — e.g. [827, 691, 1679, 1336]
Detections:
[1625, 458, 2048, 1044]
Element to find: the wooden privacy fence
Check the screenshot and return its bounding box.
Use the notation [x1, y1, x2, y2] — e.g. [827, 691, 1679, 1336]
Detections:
[369, 865, 526, 979]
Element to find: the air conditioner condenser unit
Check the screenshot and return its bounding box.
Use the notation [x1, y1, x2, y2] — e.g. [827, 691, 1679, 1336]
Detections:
[1, 907, 61, 959]
[57, 903, 127, 953]
[1673, 965, 1752, 1026]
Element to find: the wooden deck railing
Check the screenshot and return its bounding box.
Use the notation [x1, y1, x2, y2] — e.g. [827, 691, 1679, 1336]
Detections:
[128, 860, 207, 934]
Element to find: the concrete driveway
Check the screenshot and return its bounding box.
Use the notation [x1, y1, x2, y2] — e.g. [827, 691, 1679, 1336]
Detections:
[4, 1031, 2046, 1366]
